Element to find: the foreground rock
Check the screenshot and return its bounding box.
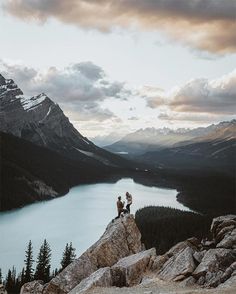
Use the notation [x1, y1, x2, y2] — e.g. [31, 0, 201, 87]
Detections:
[21, 214, 236, 293]
[21, 215, 142, 294]
[69, 268, 112, 294]
[154, 215, 236, 289]
[111, 248, 156, 287]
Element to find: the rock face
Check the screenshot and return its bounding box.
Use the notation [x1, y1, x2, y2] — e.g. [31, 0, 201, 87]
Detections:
[30, 215, 142, 294]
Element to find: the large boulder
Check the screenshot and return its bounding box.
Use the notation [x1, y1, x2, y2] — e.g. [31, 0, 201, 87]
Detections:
[42, 214, 142, 294]
[111, 248, 156, 287]
[158, 246, 197, 281]
[68, 267, 112, 294]
[20, 281, 44, 294]
[151, 238, 199, 275]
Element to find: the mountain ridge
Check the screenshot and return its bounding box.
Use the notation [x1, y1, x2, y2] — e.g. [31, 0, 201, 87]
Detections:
[0, 73, 131, 168]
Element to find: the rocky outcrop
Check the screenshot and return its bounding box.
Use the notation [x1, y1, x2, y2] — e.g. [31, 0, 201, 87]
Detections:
[21, 215, 142, 294]
[21, 215, 236, 294]
[154, 215, 236, 289]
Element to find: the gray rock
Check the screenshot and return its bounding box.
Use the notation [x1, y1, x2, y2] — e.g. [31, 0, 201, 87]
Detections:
[193, 250, 206, 264]
[158, 246, 196, 281]
[217, 228, 236, 249]
[217, 275, 236, 293]
[211, 215, 236, 243]
[111, 248, 156, 287]
[151, 255, 169, 272]
[193, 248, 236, 287]
[20, 280, 44, 294]
[69, 267, 112, 294]
[43, 215, 142, 294]
[179, 276, 196, 287]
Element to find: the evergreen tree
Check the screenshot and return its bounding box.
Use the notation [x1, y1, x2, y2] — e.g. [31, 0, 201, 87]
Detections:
[34, 239, 52, 283]
[60, 242, 76, 271]
[24, 240, 34, 283]
[5, 267, 16, 293]
[0, 268, 2, 284]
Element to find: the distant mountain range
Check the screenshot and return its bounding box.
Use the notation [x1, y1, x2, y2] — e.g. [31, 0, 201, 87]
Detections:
[105, 121, 236, 156]
[105, 120, 236, 175]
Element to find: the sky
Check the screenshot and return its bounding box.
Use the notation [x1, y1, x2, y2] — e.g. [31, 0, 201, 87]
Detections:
[0, 0, 236, 141]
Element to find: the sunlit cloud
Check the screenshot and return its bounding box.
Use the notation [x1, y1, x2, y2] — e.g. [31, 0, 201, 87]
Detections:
[3, 0, 236, 53]
[146, 70, 236, 116]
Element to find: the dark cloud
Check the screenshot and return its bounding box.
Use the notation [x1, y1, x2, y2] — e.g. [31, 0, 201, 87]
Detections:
[0, 60, 130, 122]
[3, 0, 236, 53]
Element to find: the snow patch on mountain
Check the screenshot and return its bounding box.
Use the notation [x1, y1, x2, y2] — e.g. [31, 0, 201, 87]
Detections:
[20, 93, 48, 111]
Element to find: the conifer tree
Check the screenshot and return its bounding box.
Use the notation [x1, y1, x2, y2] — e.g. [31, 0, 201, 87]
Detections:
[34, 239, 52, 283]
[5, 267, 16, 293]
[60, 242, 76, 271]
[0, 268, 2, 284]
[24, 240, 34, 283]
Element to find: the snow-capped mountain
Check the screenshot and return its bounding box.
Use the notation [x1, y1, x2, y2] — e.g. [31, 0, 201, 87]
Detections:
[105, 121, 236, 156]
[0, 74, 128, 168]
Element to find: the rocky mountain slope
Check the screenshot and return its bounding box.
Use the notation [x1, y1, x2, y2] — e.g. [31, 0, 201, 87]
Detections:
[21, 214, 236, 294]
[0, 74, 129, 168]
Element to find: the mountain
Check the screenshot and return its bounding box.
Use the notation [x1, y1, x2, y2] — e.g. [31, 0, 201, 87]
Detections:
[0, 131, 116, 211]
[90, 132, 125, 147]
[0, 74, 129, 168]
[105, 121, 236, 157]
[137, 120, 236, 175]
[104, 126, 214, 156]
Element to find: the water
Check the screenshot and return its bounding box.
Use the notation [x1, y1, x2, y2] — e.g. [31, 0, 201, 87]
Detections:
[0, 178, 190, 276]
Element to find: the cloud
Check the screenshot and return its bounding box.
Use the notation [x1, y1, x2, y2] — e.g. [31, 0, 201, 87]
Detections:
[0, 60, 130, 122]
[169, 71, 236, 114]
[146, 70, 236, 116]
[3, 0, 236, 53]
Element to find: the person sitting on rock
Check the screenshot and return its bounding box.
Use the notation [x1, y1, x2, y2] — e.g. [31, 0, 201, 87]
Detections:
[115, 196, 125, 219]
[126, 192, 133, 213]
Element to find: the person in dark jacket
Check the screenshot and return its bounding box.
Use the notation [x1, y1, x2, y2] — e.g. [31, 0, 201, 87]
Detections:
[116, 196, 125, 218]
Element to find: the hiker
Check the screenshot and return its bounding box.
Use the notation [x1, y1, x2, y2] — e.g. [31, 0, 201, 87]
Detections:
[126, 192, 133, 213]
[115, 196, 125, 219]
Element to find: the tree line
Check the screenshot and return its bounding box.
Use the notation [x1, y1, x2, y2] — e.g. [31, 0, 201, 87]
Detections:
[135, 206, 214, 255]
[0, 240, 76, 294]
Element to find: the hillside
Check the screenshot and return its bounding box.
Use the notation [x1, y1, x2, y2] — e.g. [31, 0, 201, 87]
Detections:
[0, 132, 116, 211]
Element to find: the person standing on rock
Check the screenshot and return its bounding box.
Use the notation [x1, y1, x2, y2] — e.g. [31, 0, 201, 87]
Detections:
[115, 196, 125, 219]
[126, 192, 133, 213]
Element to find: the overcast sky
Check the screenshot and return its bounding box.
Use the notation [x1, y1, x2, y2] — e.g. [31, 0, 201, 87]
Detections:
[0, 0, 235, 139]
